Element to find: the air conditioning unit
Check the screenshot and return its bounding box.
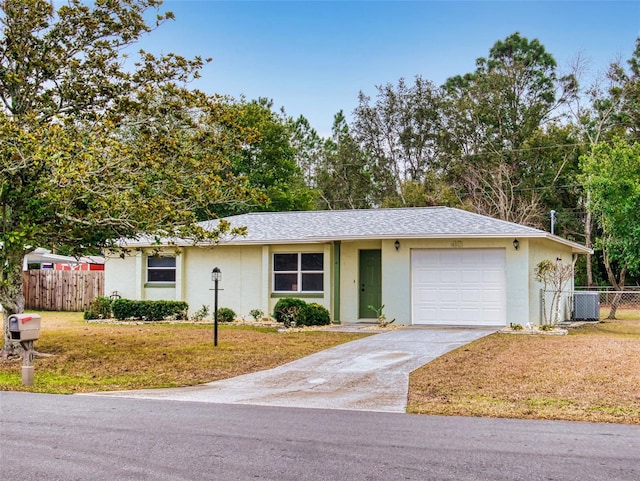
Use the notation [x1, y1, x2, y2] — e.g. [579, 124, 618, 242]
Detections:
[573, 292, 600, 321]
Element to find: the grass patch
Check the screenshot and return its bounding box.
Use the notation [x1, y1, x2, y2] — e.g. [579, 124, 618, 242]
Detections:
[0, 312, 367, 394]
[408, 316, 640, 424]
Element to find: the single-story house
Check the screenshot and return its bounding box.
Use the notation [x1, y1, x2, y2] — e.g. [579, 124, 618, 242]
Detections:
[104, 207, 591, 327]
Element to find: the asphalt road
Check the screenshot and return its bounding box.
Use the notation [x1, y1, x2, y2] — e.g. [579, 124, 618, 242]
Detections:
[1, 392, 638, 481]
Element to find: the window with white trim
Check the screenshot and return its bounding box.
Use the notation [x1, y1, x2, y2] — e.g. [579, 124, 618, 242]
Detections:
[273, 253, 323, 292]
[147, 255, 176, 283]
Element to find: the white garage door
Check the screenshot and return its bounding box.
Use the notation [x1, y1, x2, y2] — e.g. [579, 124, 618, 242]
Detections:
[411, 249, 506, 326]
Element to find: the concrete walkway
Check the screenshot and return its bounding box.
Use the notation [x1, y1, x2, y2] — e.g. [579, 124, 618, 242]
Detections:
[88, 327, 496, 413]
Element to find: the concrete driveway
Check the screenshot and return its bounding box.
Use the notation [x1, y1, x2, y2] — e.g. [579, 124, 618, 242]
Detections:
[88, 327, 495, 412]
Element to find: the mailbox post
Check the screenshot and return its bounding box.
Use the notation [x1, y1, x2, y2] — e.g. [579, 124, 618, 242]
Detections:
[8, 313, 42, 386]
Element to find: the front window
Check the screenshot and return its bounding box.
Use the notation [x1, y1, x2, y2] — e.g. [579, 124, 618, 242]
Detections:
[273, 253, 323, 292]
[147, 255, 176, 283]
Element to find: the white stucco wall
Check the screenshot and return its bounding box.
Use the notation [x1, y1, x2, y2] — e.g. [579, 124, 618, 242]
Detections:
[527, 238, 575, 325]
[104, 250, 141, 300]
[170, 245, 270, 318]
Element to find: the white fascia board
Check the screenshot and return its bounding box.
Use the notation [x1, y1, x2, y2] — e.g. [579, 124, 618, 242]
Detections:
[540, 234, 593, 254]
[115, 232, 592, 254]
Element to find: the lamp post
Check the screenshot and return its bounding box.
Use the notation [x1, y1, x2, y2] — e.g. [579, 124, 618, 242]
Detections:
[211, 267, 221, 346]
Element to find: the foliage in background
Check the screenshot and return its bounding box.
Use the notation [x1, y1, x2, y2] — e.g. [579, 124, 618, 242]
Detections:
[580, 139, 640, 274]
[314, 111, 376, 209]
[580, 139, 640, 318]
[443, 32, 577, 227]
[206, 98, 315, 217]
[353, 76, 451, 207]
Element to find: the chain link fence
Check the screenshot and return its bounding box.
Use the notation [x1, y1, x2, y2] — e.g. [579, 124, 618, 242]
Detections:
[540, 289, 574, 325]
[541, 288, 640, 324]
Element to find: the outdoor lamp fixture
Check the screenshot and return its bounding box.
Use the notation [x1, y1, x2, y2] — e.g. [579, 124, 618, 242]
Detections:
[513, 239, 520, 251]
[394, 240, 400, 251]
[212, 267, 221, 346]
[211, 267, 222, 283]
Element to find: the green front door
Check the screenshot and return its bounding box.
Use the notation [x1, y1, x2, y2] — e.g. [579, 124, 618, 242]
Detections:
[359, 249, 382, 319]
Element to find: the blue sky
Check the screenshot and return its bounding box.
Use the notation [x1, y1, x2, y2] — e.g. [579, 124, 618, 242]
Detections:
[136, 1, 640, 136]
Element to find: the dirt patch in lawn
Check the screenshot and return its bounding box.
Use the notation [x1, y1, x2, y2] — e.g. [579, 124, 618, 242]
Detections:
[0, 312, 367, 394]
[408, 315, 640, 424]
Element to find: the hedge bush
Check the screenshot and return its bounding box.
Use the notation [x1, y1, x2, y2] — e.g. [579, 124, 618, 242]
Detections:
[300, 303, 331, 326]
[273, 298, 307, 326]
[84, 296, 114, 320]
[111, 299, 188, 321]
[216, 307, 236, 323]
[273, 298, 330, 327]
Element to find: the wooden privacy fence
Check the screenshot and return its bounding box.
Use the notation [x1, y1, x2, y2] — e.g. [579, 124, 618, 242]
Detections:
[22, 270, 104, 311]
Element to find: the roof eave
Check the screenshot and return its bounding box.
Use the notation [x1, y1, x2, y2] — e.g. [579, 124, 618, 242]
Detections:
[114, 232, 592, 254]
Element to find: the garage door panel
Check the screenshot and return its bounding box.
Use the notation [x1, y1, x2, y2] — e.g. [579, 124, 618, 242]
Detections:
[460, 270, 482, 283]
[483, 289, 503, 302]
[412, 249, 506, 326]
[440, 289, 459, 302]
[415, 269, 434, 283]
[460, 289, 482, 302]
[439, 252, 461, 264]
[483, 250, 505, 262]
[439, 308, 460, 322]
[416, 288, 438, 302]
[460, 253, 482, 265]
[439, 270, 459, 283]
[417, 307, 438, 323]
[459, 309, 479, 322]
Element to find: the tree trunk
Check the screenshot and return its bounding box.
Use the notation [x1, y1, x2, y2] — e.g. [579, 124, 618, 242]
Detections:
[585, 207, 594, 287]
[607, 291, 624, 320]
[0, 248, 26, 358]
[602, 248, 627, 320]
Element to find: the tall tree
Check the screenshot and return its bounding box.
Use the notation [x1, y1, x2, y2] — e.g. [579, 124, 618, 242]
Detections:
[314, 111, 375, 210]
[0, 0, 255, 354]
[209, 98, 315, 217]
[353, 76, 450, 206]
[290, 115, 324, 188]
[565, 37, 640, 285]
[608, 37, 640, 141]
[443, 32, 577, 225]
[580, 138, 640, 318]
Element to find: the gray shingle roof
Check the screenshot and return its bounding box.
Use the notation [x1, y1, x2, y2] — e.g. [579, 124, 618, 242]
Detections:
[199, 207, 546, 242]
[121, 207, 589, 253]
